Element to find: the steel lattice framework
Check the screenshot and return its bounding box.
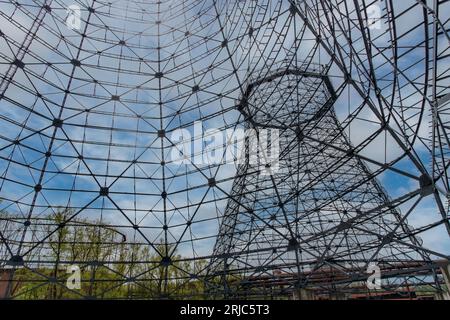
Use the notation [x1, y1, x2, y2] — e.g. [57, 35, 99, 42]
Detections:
[0, 0, 449, 299]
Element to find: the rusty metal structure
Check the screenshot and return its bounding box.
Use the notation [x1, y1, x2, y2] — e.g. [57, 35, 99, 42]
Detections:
[0, 0, 449, 299]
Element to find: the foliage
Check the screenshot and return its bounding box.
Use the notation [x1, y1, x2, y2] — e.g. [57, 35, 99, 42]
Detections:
[1, 208, 207, 299]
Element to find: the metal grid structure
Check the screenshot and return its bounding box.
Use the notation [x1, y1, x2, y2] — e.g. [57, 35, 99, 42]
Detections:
[0, 0, 449, 299]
